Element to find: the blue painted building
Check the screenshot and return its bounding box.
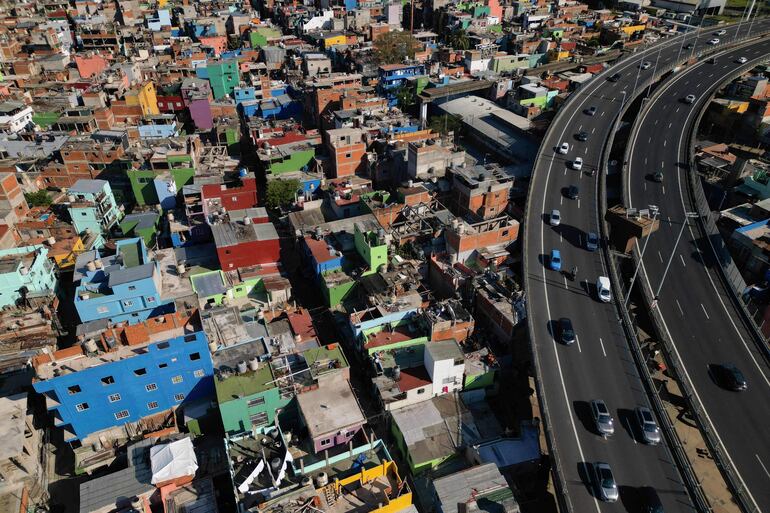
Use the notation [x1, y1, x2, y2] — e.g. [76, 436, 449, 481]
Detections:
[33, 331, 214, 442]
[147, 9, 172, 31]
[74, 238, 174, 325]
[258, 94, 301, 120]
[67, 179, 123, 249]
[138, 115, 179, 139]
[302, 234, 344, 277]
[0, 245, 58, 308]
[378, 63, 427, 107]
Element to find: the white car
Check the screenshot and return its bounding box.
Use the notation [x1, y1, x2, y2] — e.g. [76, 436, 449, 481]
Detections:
[684, 94, 696, 104]
[558, 142, 569, 154]
[572, 157, 583, 170]
[550, 209, 561, 226]
[737, 57, 748, 64]
[639, 61, 651, 70]
[715, 29, 727, 36]
[707, 38, 720, 45]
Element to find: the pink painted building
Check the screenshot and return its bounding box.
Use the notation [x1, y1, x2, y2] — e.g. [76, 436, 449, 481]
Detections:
[296, 378, 366, 454]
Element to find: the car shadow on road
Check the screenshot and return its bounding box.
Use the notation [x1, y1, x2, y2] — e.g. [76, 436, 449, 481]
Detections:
[576, 461, 596, 499]
[618, 486, 643, 513]
[616, 408, 637, 442]
[552, 223, 586, 249]
[573, 400, 595, 434]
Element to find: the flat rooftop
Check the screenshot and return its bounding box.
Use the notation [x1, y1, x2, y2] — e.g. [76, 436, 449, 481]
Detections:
[296, 378, 365, 439]
[211, 221, 279, 247]
[0, 393, 26, 461]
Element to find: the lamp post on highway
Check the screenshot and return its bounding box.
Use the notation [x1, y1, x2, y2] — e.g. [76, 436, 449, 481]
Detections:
[624, 205, 659, 308]
[653, 212, 699, 302]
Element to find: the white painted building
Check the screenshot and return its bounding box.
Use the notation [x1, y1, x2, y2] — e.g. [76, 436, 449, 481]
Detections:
[425, 339, 465, 396]
[0, 102, 33, 134]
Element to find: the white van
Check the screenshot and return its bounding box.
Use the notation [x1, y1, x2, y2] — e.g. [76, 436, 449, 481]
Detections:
[597, 276, 611, 302]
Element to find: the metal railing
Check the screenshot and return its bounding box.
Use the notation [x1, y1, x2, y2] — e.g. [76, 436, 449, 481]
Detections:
[618, 38, 770, 513]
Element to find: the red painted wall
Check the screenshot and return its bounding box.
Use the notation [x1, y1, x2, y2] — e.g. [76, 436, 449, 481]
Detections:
[202, 177, 258, 211]
[216, 239, 281, 270]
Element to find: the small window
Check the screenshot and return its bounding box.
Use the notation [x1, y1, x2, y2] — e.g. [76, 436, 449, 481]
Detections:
[171, 375, 183, 384]
[249, 411, 268, 426]
[114, 410, 130, 420]
[184, 334, 197, 343]
[147, 296, 156, 303]
[68, 385, 82, 395]
[193, 369, 205, 378]
[145, 383, 158, 392]
[158, 363, 168, 369]
[247, 396, 266, 408]
[81, 212, 87, 216]
[108, 393, 121, 403]
[76, 402, 89, 412]
[147, 401, 159, 410]
[134, 368, 147, 376]
[128, 285, 136, 291]
[417, 388, 426, 394]
[96, 306, 109, 313]
[320, 438, 332, 447]
[345, 152, 352, 158]
[174, 393, 185, 402]
[189, 352, 200, 361]
[502, 230, 509, 237]
[157, 342, 170, 350]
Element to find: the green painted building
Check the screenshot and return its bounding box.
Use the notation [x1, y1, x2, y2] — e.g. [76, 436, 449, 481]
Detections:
[249, 26, 281, 48]
[190, 270, 263, 307]
[354, 221, 388, 272]
[129, 153, 195, 206]
[215, 341, 351, 437]
[207, 60, 240, 100]
[118, 211, 160, 247]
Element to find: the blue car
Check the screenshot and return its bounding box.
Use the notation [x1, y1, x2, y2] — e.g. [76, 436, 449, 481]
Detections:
[586, 232, 599, 251]
[550, 249, 562, 271]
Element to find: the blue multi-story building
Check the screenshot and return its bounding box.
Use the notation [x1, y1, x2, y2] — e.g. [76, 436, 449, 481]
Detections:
[67, 179, 123, 249]
[74, 237, 174, 325]
[378, 63, 427, 107]
[33, 331, 213, 442]
[0, 245, 58, 308]
[137, 114, 179, 139]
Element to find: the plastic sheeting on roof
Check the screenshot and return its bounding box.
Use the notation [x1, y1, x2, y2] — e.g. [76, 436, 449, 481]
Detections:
[150, 437, 198, 484]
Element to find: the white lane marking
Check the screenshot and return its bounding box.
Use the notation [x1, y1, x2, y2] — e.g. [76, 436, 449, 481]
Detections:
[578, 199, 581, 209]
[661, 161, 665, 168]
[644, 182, 647, 191]
[625, 417, 637, 444]
[664, 140, 667, 147]
[601, 111, 605, 117]
[668, 122, 672, 129]
[654, 119, 658, 125]
[584, 147, 588, 155]
[644, 157, 648, 165]
[756, 454, 770, 481]
[675, 107, 680, 113]
[578, 125, 582, 131]
[560, 195, 563, 205]
[560, 232, 563, 242]
[680, 254, 686, 267]
[575, 334, 582, 353]
[676, 299, 684, 316]
[701, 303, 710, 320]
[684, 80, 689, 86]
[709, 73, 714, 78]
[599, 338, 607, 357]
[658, 251, 663, 263]
[592, 127, 596, 133]
[662, 185, 666, 195]
[667, 216, 671, 224]
[563, 275, 568, 289]
[649, 137, 652, 144]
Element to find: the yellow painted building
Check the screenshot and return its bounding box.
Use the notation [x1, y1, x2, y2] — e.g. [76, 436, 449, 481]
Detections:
[323, 34, 347, 49]
[620, 24, 646, 36]
[49, 236, 85, 269]
[315, 460, 412, 513]
[126, 82, 160, 116]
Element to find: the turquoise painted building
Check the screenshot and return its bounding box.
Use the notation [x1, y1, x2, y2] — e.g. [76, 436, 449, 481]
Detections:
[0, 245, 57, 308]
[68, 179, 123, 249]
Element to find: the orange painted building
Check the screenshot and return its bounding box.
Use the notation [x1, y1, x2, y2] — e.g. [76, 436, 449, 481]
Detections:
[74, 54, 109, 78]
[324, 127, 366, 178]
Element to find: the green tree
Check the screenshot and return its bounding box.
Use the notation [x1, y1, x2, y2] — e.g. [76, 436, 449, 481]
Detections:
[429, 114, 463, 136]
[25, 190, 52, 207]
[265, 179, 301, 210]
[395, 86, 416, 111]
[449, 29, 470, 50]
[373, 31, 421, 65]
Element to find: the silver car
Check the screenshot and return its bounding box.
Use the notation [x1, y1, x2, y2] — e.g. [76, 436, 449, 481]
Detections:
[590, 399, 615, 436]
[593, 462, 619, 502]
[635, 406, 661, 445]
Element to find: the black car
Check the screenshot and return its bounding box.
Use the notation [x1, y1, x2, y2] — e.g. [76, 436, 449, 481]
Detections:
[558, 317, 576, 345]
[652, 171, 664, 183]
[710, 363, 748, 391]
[566, 185, 579, 199]
[685, 43, 694, 49]
[638, 487, 664, 513]
[585, 106, 597, 116]
[576, 131, 589, 141]
[608, 73, 621, 82]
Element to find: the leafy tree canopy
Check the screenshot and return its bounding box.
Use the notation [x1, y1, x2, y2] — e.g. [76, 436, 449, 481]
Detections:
[266, 179, 300, 210]
[374, 31, 421, 65]
[25, 190, 52, 207]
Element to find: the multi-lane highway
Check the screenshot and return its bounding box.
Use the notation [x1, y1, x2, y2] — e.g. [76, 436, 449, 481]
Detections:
[625, 39, 770, 513]
[524, 19, 770, 512]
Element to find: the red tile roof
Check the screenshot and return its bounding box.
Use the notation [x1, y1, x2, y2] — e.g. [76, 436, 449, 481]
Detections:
[397, 366, 431, 392]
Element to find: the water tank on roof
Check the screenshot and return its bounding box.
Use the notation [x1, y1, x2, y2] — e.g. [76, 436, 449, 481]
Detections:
[239, 167, 248, 178]
[94, 259, 103, 269]
[47, 236, 56, 246]
[248, 357, 259, 371]
[315, 472, 329, 487]
[243, 216, 252, 225]
[86, 261, 96, 272]
[176, 263, 186, 274]
[167, 212, 175, 222]
[271, 457, 282, 473]
[84, 338, 98, 353]
[237, 361, 248, 374]
[68, 195, 76, 203]
[393, 365, 401, 381]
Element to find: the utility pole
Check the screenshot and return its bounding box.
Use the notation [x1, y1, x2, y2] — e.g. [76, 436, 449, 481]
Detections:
[654, 212, 699, 300]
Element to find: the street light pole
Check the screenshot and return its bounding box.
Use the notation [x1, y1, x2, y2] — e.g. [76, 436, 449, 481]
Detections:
[654, 212, 699, 299]
[624, 206, 659, 307]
